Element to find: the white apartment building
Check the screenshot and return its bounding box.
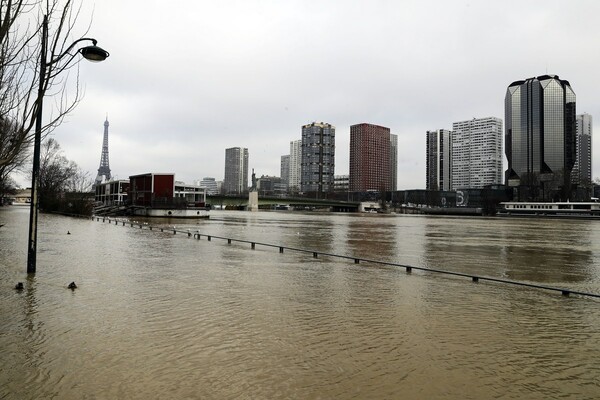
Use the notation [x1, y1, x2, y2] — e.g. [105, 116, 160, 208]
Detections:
[288, 140, 301, 192]
[451, 117, 503, 189]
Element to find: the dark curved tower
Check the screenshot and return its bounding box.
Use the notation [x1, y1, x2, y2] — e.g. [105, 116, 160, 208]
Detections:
[505, 75, 576, 200]
[95, 117, 112, 184]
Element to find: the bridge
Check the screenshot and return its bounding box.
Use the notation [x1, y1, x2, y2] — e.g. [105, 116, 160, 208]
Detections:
[207, 194, 360, 212]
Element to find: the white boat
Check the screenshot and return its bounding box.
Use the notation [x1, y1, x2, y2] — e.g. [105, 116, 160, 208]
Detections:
[499, 201, 600, 218]
[133, 207, 209, 219]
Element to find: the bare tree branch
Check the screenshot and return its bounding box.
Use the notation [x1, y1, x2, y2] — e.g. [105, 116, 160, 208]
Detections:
[0, 0, 91, 180]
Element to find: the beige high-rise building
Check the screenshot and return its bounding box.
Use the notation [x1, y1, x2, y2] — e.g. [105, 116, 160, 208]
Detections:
[451, 117, 503, 189]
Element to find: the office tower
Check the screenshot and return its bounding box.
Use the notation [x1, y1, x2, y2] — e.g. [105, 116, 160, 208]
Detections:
[334, 175, 349, 192]
[301, 122, 335, 196]
[426, 129, 452, 191]
[451, 117, 503, 189]
[505, 75, 576, 197]
[95, 117, 111, 185]
[199, 177, 219, 195]
[349, 123, 391, 192]
[390, 133, 398, 191]
[573, 113, 592, 186]
[223, 147, 249, 194]
[289, 140, 301, 193]
[280, 155, 290, 189]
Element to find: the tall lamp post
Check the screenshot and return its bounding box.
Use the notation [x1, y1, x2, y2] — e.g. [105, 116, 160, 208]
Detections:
[27, 15, 109, 274]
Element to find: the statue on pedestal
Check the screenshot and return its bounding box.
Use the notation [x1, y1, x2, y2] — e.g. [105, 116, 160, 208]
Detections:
[251, 168, 257, 192]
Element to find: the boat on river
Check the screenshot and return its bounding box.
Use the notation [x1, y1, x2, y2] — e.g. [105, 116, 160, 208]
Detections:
[498, 201, 600, 218]
[132, 205, 209, 218]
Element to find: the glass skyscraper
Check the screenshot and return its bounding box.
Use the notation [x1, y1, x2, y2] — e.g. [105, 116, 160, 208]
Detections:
[505, 75, 576, 198]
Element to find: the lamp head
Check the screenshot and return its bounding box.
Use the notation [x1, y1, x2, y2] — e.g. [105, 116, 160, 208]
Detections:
[80, 45, 110, 62]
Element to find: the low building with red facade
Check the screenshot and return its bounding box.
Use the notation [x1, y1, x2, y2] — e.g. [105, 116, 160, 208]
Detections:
[129, 173, 175, 207]
[128, 173, 208, 218]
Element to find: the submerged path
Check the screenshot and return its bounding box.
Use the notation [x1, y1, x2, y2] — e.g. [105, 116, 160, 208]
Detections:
[93, 216, 600, 300]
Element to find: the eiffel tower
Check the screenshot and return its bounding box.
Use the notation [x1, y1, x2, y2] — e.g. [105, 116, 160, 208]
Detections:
[95, 117, 112, 184]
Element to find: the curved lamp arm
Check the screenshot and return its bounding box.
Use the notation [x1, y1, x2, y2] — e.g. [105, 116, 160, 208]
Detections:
[49, 37, 110, 65]
[46, 38, 110, 81]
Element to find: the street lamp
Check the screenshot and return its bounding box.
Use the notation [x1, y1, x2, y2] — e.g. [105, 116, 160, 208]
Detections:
[27, 15, 109, 274]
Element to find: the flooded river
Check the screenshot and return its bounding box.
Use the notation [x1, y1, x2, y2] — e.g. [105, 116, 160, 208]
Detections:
[1, 206, 599, 399]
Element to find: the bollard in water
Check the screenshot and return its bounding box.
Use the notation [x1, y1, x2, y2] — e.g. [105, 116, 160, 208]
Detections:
[562, 290, 570, 297]
[406, 266, 412, 273]
[208, 236, 211, 241]
[354, 259, 360, 264]
[173, 230, 176, 234]
[228, 239, 232, 244]
[472, 277, 479, 282]
[160, 228, 164, 232]
[279, 247, 284, 253]
[313, 252, 318, 258]
[251, 242, 255, 249]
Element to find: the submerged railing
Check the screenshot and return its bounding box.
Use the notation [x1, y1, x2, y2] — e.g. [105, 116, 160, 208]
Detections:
[93, 216, 600, 300]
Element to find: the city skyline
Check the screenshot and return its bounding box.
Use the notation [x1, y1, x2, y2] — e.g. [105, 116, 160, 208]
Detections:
[13, 1, 600, 189]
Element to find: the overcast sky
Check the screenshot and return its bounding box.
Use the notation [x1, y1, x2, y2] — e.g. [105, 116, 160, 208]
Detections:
[21, 0, 600, 189]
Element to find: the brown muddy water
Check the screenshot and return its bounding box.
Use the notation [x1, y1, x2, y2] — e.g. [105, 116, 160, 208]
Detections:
[1, 206, 599, 399]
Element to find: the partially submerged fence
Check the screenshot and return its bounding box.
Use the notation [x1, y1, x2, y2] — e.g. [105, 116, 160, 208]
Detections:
[93, 216, 600, 300]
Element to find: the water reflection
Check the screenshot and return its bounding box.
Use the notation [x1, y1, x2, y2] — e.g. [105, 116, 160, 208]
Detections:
[420, 217, 595, 285]
[345, 216, 397, 261]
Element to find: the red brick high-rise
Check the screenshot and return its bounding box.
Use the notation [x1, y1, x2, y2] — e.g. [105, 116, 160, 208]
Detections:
[349, 123, 391, 192]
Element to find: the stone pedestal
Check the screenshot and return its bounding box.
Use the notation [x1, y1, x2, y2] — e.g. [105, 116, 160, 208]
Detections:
[248, 191, 258, 211]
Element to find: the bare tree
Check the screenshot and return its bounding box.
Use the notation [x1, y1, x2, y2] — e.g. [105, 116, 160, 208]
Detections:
[0, 116, 29, 184]
[0, 0, 89, 180]
[36, 137, 75, 209]
[66, 166, 92, 193]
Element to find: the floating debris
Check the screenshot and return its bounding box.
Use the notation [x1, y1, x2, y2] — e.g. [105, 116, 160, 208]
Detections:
[15, 282, 24, 291]
[67, 282, 77, 290]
